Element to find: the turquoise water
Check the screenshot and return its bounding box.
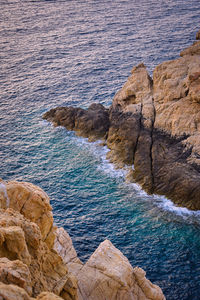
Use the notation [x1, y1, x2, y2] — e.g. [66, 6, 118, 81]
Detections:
[1, 1, 200, 299]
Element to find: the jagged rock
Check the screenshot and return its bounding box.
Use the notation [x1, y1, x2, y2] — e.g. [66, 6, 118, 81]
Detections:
[43, 103, 109, 141]
[180, 40, 200, 56]
[42, 29, 200, 210]
[0, 257, 32, 295]
[54, 227, 82, 265]
[68, 240, 165, 300]
[0, 180, 165, 299]
[0, 204, 77, 299]
[111, 63, 153, 113]
[107, 110, 141, 167]
[0, 180, 54, 248]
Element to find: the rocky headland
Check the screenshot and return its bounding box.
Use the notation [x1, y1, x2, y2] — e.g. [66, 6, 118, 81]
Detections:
[0, 179, 165, 299]
[43, 30, 200, 210]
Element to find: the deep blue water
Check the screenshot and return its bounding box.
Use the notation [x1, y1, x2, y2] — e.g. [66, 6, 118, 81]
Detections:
[1, 1, 200, 299]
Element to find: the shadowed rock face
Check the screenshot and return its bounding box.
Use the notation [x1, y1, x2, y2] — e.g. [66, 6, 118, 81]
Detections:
[43, 30, 200, 210]
[43, 103, 109, 142]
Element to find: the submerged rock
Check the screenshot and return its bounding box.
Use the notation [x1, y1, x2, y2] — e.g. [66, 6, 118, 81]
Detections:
[0, 179, 165, 299]
[43, 29, 200, 210]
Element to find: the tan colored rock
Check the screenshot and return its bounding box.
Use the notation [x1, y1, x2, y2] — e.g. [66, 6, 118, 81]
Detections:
[0, 282, 31, 300]
[0, 209, 73, 299]
[134, 267, 164, 300]
[0, 257, 32, 295]
[0, 226, 31, 265]
[69, 240, 165, 300]
[54, 227, 82, 265]
[36, 292, 63, 300]
[0, 180, 166, 299]
[180, 40, 200, 56]
[0, 180, 54, 247]
[153, 41, 200, 165]
[112, 63, 153, 112]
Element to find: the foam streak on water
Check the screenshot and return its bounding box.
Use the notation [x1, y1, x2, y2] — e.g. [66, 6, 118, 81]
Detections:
[1, 1, 200, 299]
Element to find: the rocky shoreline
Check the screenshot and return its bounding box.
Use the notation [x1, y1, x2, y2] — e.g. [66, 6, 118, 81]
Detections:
[43, 30, 200, 210]
[0, 179, 165, 299]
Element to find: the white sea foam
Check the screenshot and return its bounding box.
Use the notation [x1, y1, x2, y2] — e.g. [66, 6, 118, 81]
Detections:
[75, 136, 200, 220]
[152, 194, 200, 219]
[52, 130, 200, 223]
[0, 182, 10, 208]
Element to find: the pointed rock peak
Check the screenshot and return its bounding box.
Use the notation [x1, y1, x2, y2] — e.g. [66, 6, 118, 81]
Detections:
[131, 62, 146, 73]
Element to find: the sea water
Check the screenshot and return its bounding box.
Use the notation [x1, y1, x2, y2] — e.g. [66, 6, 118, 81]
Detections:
[1, 1, 200, 299]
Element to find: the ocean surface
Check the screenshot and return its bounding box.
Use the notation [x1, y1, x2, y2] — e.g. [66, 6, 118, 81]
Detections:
[1, 0, 200, 299]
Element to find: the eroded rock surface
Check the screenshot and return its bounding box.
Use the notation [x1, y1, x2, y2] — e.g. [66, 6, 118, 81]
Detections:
[43, 30, 200, 210]
[0, 180, 165, 299]
[0, 179, 54, 247]
[0, 180, 78, 299]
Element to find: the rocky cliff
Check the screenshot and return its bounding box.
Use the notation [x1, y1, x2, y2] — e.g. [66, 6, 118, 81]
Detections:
[43, 30, 200, 210]
[0, 179, 165, 299]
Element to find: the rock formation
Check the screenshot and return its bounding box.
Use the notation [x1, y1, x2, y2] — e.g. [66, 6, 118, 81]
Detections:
[0, 179, 165, 299]
[43, 30, 200, 210]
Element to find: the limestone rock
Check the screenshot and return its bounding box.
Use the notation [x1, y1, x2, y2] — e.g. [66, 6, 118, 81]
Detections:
[0, 180, 165, 299]
[0, 283, 64, 300]
[107, 110, 141, 166]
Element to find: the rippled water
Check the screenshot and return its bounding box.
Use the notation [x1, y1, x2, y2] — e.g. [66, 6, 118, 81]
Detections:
[1, 1, 200, 299]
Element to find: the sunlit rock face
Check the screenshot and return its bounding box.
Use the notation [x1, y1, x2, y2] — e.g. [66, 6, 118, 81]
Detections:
[0, 180, 77, 300]
[43, 30, 200, 210]
[0, 180, 165, 300]
[55, 234, 165, 300]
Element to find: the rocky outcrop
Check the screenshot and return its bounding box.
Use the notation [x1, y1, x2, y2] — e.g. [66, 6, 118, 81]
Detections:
[43, 103, 109, 142]
[0, 180, 165, 299]
[74, 240, 165, 300]
[0, 179, 55, 248]
[43, 30, 200, 210]
[0, 180, 78, 299]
